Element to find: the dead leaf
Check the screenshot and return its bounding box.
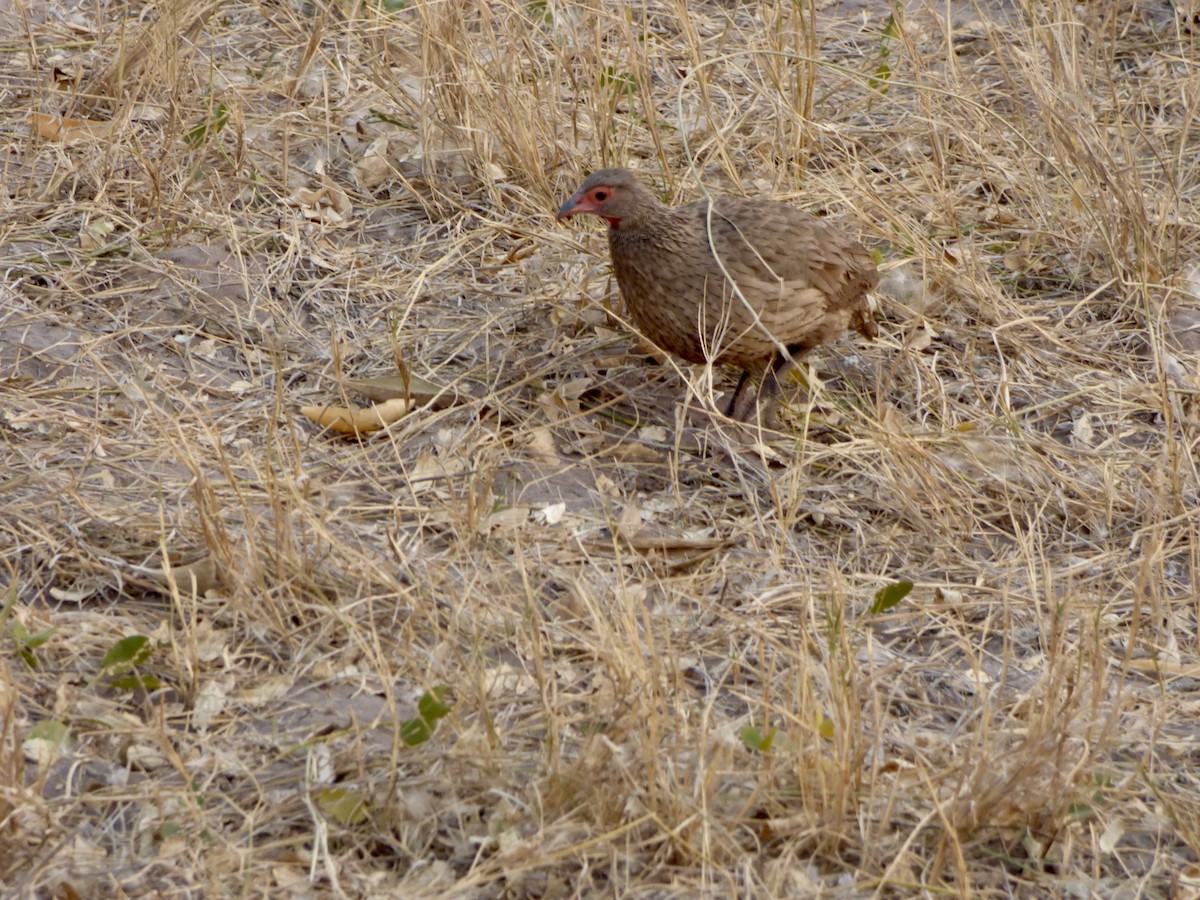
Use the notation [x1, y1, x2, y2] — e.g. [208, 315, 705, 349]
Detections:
[1071, 412, 1095, 449]
[192, 677, 231, 729]
[524, 426, 559, 463]
[904, 321, 938, 352]
[300, 397, 413, 436]
[536, 502, 566, 525]
[80, 219, 115, 251]
[478, 506, 532, 534]
[1124, 658, 1200, 679]
[405, 452, 471, 500]
[638, 425, 667, 443]
[142, 555, 222, 595]
[48, 581, 106, 602]
[354, 136, 392, 191]
[346, 373, 465, 409]
[558, 377, 593, 401]
[616, 500, 643, 540]
[30, 112, 112, 143]
[1098, 820, 1125, 854]
[290, 183, 353, 226]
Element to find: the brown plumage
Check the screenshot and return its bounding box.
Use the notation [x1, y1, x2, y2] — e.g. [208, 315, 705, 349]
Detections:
[557, 168, 879, 421]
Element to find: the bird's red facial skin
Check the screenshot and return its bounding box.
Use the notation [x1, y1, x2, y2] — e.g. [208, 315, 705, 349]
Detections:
[557, 185, 620, 227]
[582, 186, 613, 210]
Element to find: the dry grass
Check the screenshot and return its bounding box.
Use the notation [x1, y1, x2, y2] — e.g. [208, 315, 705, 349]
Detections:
[2, 0, 1200, 894]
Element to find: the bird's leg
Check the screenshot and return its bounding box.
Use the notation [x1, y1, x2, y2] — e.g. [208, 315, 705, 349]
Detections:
[748, 350, 791, 422]
[725, 369, 753, 417]
[731, 345, 807, 423]
[729, 358, 777, 422]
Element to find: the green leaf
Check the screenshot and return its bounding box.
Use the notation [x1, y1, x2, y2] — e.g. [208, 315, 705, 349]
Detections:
[400, 718, 433, 746]
[11, 621, 55, 669]
[23, 627, 57, 650]
[868, 60, 892, 94]
[315, 787, 371, 825]
[818, 715, 835, 741]
[417, 687, 451, 723]
[185, 103, 230, 149]
[600, 66, 638, 95]
[101, 635, 153, 672]
[740, 725, 776, 753]
[869, 15, 896, 96]
[400, 688, 452, 746]
[0, 580, 17, 626]
[366, 109, 414, 129]
[1068, 802, 1097, 820]
[108, 673, 164, 692]
[870, 581, 913, 615]
[28, 719, 70, 745]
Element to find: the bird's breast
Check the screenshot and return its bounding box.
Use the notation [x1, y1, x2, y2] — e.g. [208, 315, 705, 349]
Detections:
[608, 227, 798, 369]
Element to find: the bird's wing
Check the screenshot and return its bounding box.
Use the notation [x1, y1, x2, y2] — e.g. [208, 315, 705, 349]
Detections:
[682, 196, 877, 309]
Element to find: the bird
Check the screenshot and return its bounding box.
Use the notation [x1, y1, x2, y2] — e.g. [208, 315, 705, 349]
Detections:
[556, 168, 879, 423]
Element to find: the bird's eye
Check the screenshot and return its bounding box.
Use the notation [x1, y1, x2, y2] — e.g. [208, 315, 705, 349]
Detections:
[593, 190, 609, 201]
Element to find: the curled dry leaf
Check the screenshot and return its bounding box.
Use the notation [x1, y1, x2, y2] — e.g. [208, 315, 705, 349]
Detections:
[130, 104, 167, 123]
[616, 499, 644, 541]
[48, 582, 105, 602]
[537, 502, 566, 525]
[637, 425, 667, 443]
[1181, 865, 1200, 891]
[301, 397, 413, 436]
[904, 320, 938, 352]
[609, 441, 668, 463]
[192, 677, 232, 730]
[142, 555, 222, 595]
[1124, 658, 1200, 679]
[79, 219, 115, 251]
[354, 136, 392, 191]
[30, 112, 112, 143]
[1071, 412, 1095, 449]
[478, 506, 532, 535]
[290, 183, 353, 226]
[524, 425, 560, 463]
[346, 373, 465, 409]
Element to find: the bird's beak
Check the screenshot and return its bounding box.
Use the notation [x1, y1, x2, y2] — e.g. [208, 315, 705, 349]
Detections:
[556, 194, 583, 222]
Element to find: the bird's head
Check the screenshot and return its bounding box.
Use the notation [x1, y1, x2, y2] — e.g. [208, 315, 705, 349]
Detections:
[556, 168, 654, 229]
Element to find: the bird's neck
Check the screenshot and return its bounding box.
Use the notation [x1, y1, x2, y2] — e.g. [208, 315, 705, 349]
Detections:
[610, 189, 672, 232]
[608, 200, 676, 238]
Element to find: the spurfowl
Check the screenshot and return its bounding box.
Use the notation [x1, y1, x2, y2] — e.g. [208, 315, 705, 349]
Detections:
[557, 168, 878, 422]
